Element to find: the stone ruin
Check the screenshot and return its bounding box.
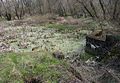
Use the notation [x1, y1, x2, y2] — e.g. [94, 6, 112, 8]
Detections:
[85, 30, 120, 57]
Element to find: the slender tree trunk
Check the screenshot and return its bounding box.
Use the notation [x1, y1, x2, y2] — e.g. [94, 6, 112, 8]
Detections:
[99, 0, 106, 19]
[76, 0, 94, 18]
[90, 0, 98, 18]
[112, 0, 119, 19]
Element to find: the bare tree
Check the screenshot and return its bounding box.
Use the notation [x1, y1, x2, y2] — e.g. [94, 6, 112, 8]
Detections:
[0, 0, 120, 24]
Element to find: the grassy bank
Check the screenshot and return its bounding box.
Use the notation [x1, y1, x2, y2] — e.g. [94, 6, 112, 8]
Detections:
[0, 52, 67, 83]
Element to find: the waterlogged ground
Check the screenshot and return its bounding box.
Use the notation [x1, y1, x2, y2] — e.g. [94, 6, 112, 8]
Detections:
[0, 24, 90, 56]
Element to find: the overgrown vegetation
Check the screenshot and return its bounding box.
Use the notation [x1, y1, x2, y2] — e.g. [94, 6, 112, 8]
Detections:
[0, 0, 120, 82]
[0, 52, 67, 83]
[47, 24, 77, 32]
[80, 53, 94, 61]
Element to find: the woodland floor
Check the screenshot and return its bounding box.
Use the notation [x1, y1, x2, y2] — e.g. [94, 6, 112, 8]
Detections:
[0, 17, 120, 83]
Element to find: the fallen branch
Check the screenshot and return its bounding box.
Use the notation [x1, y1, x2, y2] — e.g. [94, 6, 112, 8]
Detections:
[67, 64, 85, 82]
